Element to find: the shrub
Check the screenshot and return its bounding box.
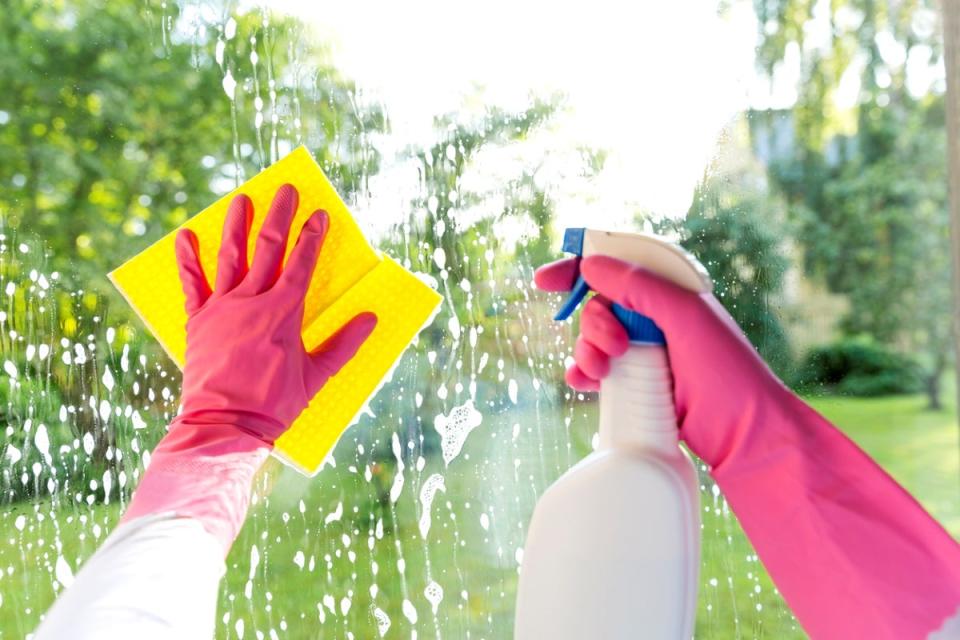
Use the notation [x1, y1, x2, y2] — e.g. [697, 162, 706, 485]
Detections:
[793, 338, 924, 396]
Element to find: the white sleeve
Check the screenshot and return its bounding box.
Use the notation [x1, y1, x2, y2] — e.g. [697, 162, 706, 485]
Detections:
[931, 608, 960, 639]
[32, 513, 225, 640]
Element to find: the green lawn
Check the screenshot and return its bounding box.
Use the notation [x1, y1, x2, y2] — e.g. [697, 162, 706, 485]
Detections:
[1, 390, 958, 639]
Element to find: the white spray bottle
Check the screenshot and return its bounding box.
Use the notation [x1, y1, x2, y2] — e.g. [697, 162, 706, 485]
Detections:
[514, 228, 712, 639]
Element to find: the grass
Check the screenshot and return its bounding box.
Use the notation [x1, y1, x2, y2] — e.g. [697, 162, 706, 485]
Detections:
[1, 387, 958, 639]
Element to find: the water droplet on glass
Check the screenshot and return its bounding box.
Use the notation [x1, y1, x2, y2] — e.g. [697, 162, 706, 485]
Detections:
[222, 70, 237, 99]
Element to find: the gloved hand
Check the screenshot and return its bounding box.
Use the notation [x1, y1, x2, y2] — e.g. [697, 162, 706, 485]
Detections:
[123, 184, 376, 552]
[536, 254, 960, 640]
[173, 182, 377, 444]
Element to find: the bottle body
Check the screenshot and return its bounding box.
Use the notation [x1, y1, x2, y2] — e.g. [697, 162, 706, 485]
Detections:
[514, 345, 701, 639]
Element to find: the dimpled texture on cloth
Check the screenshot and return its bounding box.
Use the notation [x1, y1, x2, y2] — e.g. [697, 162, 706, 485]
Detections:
[110, 147, 442, 474]
[536, 254, 960, 640]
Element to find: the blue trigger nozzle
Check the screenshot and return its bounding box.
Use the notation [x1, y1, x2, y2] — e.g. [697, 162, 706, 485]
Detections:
[561, 227, 586, 254]
[554, 275, 590, 321]
[553, 227, 666, 346]
[611, 303, 665, 344]
[554, 228, 590, 322]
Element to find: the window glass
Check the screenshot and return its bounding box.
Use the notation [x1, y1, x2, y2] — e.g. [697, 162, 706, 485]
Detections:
[0, 1, 954, 638]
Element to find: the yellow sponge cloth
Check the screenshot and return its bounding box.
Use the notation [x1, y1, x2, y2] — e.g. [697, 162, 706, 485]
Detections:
[109, 146, 442, 475]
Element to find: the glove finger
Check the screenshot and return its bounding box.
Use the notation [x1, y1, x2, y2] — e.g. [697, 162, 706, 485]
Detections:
[213, 194, 253, 296]
[574, 335, 611, 380]
[580, 255, 700, 337]
[175, 229, 212, 315]
[244, 183, 299, 294]
[278, 209, 329, 296]
[533, 258, 580, 292]
[305, 312, 378, 395]
[581, 297, 629, 357]
[565, 363, 599, 392]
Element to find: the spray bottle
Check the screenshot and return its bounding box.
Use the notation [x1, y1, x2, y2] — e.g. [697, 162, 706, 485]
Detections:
[514, 228, 712, 639]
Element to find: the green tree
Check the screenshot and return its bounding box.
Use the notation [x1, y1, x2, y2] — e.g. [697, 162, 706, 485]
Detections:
[804, 99, 951, 407]
[752, 0, 940, 150]
[395, 99, 559, 288]
[751, 0, 951, 407]
[383, 97, 561, 350]
[683, 187, 792, 376]
[655, 158, 793, 376]
[0, 0, 382, 291]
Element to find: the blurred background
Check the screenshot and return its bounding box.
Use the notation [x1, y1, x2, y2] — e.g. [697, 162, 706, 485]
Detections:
[0, 1, 956, 638]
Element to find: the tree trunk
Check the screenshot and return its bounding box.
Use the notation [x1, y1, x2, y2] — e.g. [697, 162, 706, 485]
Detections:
[926, 368, 943, 411]
[942, 0, 960, 478]
[925, 344, 948, 410]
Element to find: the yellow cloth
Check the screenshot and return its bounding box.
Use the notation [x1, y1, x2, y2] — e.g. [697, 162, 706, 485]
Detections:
[109, 146, 442, 475]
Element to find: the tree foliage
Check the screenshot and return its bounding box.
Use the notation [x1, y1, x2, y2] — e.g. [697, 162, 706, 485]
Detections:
[658, 169, 793, 376]
[397, 99, 560, 286]
[0, 0, 383, 290]
[753, 0, 951, 407]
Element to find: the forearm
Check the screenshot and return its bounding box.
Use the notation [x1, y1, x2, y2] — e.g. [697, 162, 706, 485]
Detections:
[35, 184, 374, 638]
[539, 254, 960, 637]
[33, 514, 225, 640]
[121, 419, 271, 554]
[34, 420, 268, 639]
[709, 393, 960, 640]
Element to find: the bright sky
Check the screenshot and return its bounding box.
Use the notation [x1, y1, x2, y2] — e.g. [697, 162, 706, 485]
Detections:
[271, 0, 763, 227]
[264, 0, 942, 236]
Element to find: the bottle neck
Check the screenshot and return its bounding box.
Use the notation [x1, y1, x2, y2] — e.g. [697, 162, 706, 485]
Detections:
[598, 343, 679, 452]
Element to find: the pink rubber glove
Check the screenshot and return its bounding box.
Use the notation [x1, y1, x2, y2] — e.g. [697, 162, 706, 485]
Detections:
[123, 184, 377, 553]
[536, 255, 960, 640]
